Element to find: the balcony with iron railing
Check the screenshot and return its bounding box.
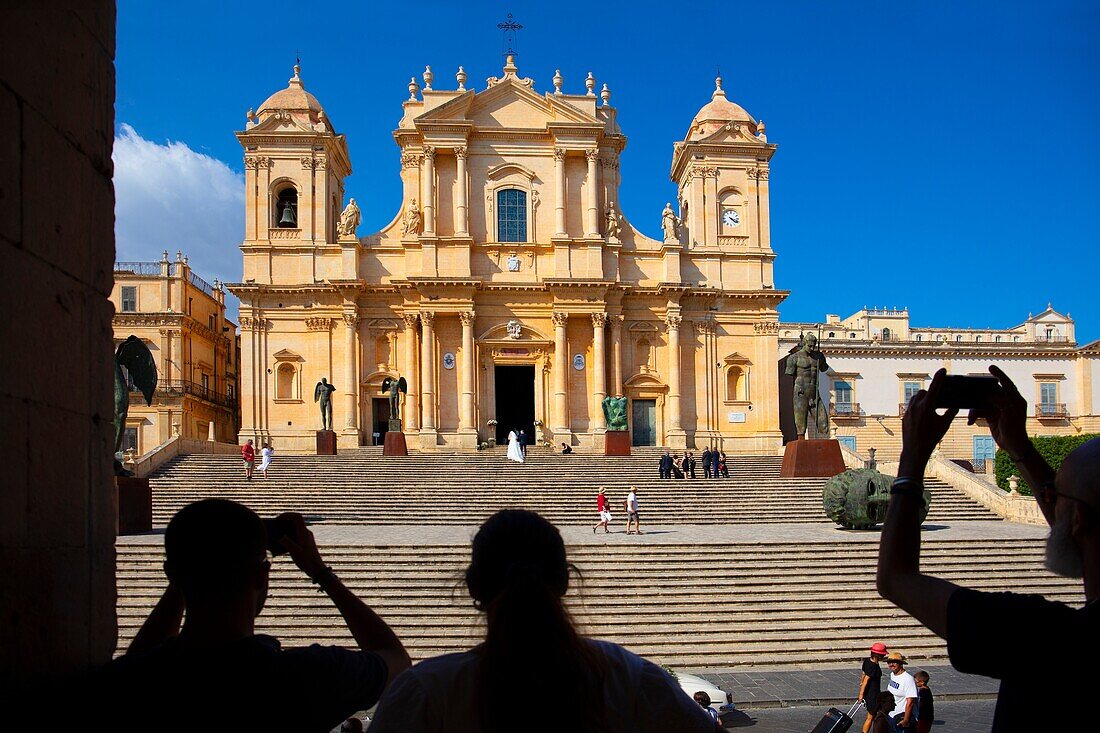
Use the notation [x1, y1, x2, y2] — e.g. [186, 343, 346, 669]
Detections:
[114, 261, 176, 276]
[129, 379, 237, 409]
[830, 402, 862, 418]
[1036, 402, 1068, 419]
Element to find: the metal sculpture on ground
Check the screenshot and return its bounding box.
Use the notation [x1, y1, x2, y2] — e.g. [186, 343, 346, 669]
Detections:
[823, 468, 931, 529]
[114, 336, 158, 475]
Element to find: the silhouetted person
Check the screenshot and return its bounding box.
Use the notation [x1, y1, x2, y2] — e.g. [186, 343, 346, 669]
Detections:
[702, 447, 714, 478]
[878, 367, 1100, 732]
[659, 450, 673, 479]
[90, 499, 410, 732]
[368, 510, 718, 732]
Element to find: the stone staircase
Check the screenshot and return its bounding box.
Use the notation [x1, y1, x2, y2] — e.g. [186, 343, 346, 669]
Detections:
[146, 449, 1002, 526]
[116, 535, 1080, 669]
[111, 448, 1070, 672]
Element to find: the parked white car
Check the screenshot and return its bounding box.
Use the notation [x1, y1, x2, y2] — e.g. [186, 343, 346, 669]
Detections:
[673, 671, 736, 714]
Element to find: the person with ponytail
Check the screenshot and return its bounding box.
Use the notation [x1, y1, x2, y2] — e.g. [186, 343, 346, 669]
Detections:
[369, 510, 719, 733]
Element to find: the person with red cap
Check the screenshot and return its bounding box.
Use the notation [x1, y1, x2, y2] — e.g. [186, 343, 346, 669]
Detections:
[858, 642, 887, 733]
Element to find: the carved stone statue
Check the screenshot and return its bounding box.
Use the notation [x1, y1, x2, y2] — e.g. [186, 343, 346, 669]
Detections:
[785, 333, 829, 439]
[380, 376, 408, 425]
[506, 319, 522, 339]
[401, 199, 422, 236]
[114, 336, 158, 475]
[337, 198, 361, 237]
[606, 202, 622, 241]
[823, 468, 929, 529]
[661, 202, 680, 242]
[314, 377, 337, 431]
[602, 395, 629, 431]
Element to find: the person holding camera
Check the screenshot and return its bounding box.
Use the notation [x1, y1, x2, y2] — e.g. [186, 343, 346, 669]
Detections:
[877, 366, 1100, 732]
[91, 499, 410, 732]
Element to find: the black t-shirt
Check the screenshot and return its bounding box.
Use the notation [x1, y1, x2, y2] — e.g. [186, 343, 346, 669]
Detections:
[89, 634, 388, 732]
[947, 588, 1097, 732]
[916, 687, 933, 722]
[861, 657, 882, 707]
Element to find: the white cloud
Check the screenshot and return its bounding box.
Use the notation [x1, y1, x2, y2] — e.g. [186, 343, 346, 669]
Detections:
[113, 124, 243, 316]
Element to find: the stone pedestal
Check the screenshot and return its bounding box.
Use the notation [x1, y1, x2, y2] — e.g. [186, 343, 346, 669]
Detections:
[780, 439, 846, 478]
[316, 430, 337, 456]
[605, 430, 631, 456]
[115, 476, 151, 535]
[383, 431, 409, 456]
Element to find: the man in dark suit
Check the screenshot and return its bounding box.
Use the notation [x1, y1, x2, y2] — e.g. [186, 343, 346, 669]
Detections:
[518, 429, 528, 458]
[659, 450, 673, 479]
[702, 447, 713, 479]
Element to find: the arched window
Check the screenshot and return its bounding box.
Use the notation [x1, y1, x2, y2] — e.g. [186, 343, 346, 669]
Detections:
[828, 332, 835, 339]
[496, 189, 527, 242]
[275, 186, 298, 228]
[915, 334, 922, 342]
[976, 335, 982, 342]
[882, 327, 891, 340]
[956, 335, 963, 342]
[995, 335, 1002, 343]
[276, 363, 296, 399]
[726, 366, 743, 401]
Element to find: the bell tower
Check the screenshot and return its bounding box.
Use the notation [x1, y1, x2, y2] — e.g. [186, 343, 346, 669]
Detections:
[236, 64, 353, 284]
[670, 75, 776, 289]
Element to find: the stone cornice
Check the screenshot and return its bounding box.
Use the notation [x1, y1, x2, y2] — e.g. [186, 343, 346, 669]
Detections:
[783, 341, 1083, 359]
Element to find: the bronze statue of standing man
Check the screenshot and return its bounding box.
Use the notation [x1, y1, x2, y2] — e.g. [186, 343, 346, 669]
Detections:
[785, 333, 830, 439]
[314, 377, 337, 431]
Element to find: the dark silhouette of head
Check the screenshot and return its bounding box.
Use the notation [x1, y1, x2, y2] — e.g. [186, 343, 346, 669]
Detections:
[464, 510, 603, 732]
[164, 499, 269, 610]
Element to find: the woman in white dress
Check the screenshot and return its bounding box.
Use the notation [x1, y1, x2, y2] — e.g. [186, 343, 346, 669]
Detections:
[258, 442, 274, 478]
[505, 430, 524, 463]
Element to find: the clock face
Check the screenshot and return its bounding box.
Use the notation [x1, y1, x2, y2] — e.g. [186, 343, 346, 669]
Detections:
[722, 209, 741, 227]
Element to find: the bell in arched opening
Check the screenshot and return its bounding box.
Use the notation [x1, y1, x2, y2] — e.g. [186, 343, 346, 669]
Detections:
[276, 187, 298, 228]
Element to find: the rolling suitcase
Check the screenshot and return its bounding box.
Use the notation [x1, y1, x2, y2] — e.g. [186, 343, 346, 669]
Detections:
[809, 701, 864, 733]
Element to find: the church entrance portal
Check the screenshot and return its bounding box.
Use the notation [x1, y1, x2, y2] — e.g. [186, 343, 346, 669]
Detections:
[494, 365, 535, 445]
[632, 399, 657, 446]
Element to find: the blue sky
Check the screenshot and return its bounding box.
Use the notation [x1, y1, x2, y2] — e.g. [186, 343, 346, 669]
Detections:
[115, 0, 1100, 339]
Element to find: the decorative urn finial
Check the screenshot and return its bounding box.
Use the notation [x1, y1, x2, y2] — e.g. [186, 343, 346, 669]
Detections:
[553, 69, 563, 95]
[423, 65, 434, 91]
[456, 66, 467, 91]
[601, 83, 611, 106]
[585, 72, 596, 97]
[408, 76, 420, 101]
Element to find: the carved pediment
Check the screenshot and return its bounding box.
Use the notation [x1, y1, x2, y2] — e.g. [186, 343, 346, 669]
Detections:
[414, 79, 599, 130]
[479, 321, 549, 342]
[272, 348, 303, 361]
[722, 352, 752, 366]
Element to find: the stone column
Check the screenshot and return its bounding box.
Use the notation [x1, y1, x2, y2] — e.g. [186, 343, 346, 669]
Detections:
[419, 311, 437, 446]
[552, 311, 569, 436]
[584, 149, 600, 237]
[459, 311, 476, 433]
[592, 312, 608, 432]
[553, 148, 567, 237]
[610, 315, 624, 396]
[422, 146, 436, 237]
[341, 313, 359, 441]
[455, 146, 469, 236]
[666, 313, 685, 444]
[402, 314, 420, 432]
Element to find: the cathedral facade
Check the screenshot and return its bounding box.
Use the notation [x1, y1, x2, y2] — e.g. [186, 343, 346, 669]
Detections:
[230, 58, 786, 452]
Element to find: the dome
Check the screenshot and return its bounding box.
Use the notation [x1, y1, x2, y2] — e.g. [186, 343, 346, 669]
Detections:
[685, 75, 756, 141]
[258, 64, 324, 118]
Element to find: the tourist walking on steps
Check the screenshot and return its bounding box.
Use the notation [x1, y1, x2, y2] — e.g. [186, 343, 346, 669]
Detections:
[625, 487, 641, 535]
[367, 510, 718, 733]
[258, 442, 274, 479]
[858, 642, 887, 733]
[594, 487, 612, 533]
[506, 429, 524, 463]
[241, 439, 255, 480]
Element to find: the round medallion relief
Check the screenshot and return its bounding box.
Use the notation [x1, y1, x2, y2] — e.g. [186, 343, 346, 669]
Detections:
[572, 354, 586, 371]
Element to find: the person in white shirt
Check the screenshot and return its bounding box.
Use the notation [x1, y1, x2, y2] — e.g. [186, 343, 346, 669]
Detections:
[368, 510, 715, 733]
[625, 487, 641, 535]
[258, 443, 274, 478]
[885, 652, 917, 731]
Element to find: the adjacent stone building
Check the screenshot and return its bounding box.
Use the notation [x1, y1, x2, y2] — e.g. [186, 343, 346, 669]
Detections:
[112, 251, 240, 452]
[230, 59, 787, 452]
[780, 305, 1100, 464]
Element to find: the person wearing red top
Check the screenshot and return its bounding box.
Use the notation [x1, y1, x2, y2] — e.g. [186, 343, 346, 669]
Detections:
[593, 487, 611, 534]
[241, 439, 255, 480]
